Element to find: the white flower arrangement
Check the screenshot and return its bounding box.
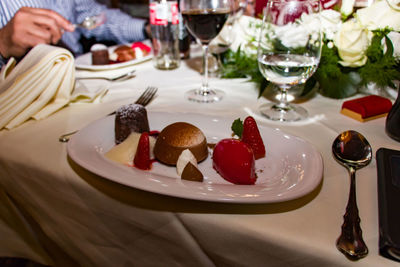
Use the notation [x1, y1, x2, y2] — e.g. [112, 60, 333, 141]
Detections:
[220, 0, 400, 99]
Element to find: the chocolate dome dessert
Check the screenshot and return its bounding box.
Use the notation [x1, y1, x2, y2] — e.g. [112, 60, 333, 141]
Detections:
[115, 104, 150, 144]
[154, 122, 208, 165]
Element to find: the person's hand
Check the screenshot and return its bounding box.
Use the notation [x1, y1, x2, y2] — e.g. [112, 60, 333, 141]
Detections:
[0, 7, 75, 59]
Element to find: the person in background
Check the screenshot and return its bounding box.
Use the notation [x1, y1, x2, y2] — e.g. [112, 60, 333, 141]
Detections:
[0, 0, 150, 67]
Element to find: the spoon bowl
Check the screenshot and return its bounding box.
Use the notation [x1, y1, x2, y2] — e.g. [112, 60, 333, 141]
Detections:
[74, 13, 106, 30]
[332, 130, 372, 260]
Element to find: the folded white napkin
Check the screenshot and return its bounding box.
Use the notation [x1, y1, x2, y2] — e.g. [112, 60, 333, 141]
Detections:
[71, 80, 108, 103]
[0, 45, 75, 129]
[0, 44, 110, 130]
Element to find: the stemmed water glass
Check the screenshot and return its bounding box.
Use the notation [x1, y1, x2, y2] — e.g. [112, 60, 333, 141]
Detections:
[257, 0, 322, 121]
[181, 0, 232, 102]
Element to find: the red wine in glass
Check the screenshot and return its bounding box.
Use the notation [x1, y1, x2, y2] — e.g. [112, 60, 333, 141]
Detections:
[182, 9, 230, 44]
[180, 0, 232, 103]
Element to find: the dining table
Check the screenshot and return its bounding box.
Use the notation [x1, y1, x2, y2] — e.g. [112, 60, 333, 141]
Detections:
[0, 44, 399, 267]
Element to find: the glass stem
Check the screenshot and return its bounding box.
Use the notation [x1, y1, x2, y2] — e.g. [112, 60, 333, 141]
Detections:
[201, 44, 210, 94]
[278, 86, 290, 109]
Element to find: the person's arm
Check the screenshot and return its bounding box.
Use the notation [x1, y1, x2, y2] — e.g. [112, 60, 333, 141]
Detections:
[0, 7, 74, 60]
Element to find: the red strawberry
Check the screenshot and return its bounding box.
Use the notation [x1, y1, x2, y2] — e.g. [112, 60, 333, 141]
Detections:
[241, 116, 265, 159]
[134, 132, 151, 170]
[213, 138, 256, 185]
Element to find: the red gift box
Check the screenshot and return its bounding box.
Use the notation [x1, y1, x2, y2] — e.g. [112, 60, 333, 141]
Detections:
[341, 95, 393, 122]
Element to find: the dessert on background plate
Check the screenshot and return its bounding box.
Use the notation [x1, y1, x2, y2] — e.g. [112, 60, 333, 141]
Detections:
[109, 42, 151, 64]
[90, 44, 109, 65]
[88, 41, 152, 66]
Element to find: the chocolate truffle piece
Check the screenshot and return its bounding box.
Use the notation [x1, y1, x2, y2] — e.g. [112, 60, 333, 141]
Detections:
[115, 104, 150, 144]
[181, 162, 203, 182]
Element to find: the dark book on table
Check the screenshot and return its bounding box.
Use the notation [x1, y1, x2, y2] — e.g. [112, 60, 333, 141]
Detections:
[376, 147, 400, 262]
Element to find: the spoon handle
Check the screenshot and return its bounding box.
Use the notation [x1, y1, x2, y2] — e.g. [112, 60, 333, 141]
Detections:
[336, 167, 368, 260]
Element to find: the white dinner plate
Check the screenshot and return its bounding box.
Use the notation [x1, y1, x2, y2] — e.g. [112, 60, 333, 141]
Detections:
[67, 112, 323, 203]
[74, 42, 152, 71]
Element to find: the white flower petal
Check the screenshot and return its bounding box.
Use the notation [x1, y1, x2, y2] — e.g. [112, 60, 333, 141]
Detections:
[356, 0, 400, 31]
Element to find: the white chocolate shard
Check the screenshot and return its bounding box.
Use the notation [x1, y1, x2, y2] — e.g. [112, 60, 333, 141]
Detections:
[176, 149, 197, 176]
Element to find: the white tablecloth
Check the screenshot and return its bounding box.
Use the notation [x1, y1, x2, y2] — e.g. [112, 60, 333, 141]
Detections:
[0, 52, 399, 267]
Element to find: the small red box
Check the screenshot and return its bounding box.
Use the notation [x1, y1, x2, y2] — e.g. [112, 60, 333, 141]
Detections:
[341, 95, 393, 122]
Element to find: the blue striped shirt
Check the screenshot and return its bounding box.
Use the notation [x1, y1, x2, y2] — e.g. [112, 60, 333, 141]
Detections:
[0, 0, 147, 65]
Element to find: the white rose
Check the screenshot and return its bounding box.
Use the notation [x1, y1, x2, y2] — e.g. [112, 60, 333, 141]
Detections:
[228, 15, 261, 54]
[387, 31, 400, 57]
[356, 0, 400, 31]
[274, 23, 309, 48]
[297, 11, 341, 41]
[320, 10, 342, 40]
[334, 19, 372, 67]
[386, 0, 400, 10]
[341, 0, 355, 17]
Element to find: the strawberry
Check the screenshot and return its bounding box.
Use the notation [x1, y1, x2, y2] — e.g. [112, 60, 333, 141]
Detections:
[241, 116, 265, 159]
[134, 132, 151, 170]
[213, 138, 256, 185]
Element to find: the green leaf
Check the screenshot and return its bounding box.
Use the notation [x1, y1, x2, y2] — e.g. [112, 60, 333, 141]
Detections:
[231, 118, 243, 138]
[358, 30, 400, 89]
[384, 35, 394, 59]
[316, 69, 360, 99]
[258, 79, 270, 98]
[301, 77, 317, 97]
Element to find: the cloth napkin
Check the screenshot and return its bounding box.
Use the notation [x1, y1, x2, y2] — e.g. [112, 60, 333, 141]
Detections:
[0, 44, 107, 130]
[0, 45, 74, 129]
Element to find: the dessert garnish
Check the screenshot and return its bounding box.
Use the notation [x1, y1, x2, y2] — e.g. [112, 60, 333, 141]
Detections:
[131, 42, 151, 58]
[176, 149, 197, 175]
[232, 116, 265, 159]
[181, 162, 204, 182]
[176, 149, 203, 182]
[105, 132, 141, 164]
[105, 132, 156, 165]
[134, 132, 152, 170]
[213, 138, 256, 185]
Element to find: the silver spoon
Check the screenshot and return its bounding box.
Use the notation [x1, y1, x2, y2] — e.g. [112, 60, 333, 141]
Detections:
[73, 13, 106, 30]
[332, 130, 372, 260]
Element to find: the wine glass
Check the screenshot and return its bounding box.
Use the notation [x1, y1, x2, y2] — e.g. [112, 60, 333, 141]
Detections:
[181, 0, 232, 102]
[208, 0, 248, 76]
[257, 0, 322, 121]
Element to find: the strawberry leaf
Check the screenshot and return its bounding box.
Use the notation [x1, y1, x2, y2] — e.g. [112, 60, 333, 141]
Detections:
[231, 118, 243, 138]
